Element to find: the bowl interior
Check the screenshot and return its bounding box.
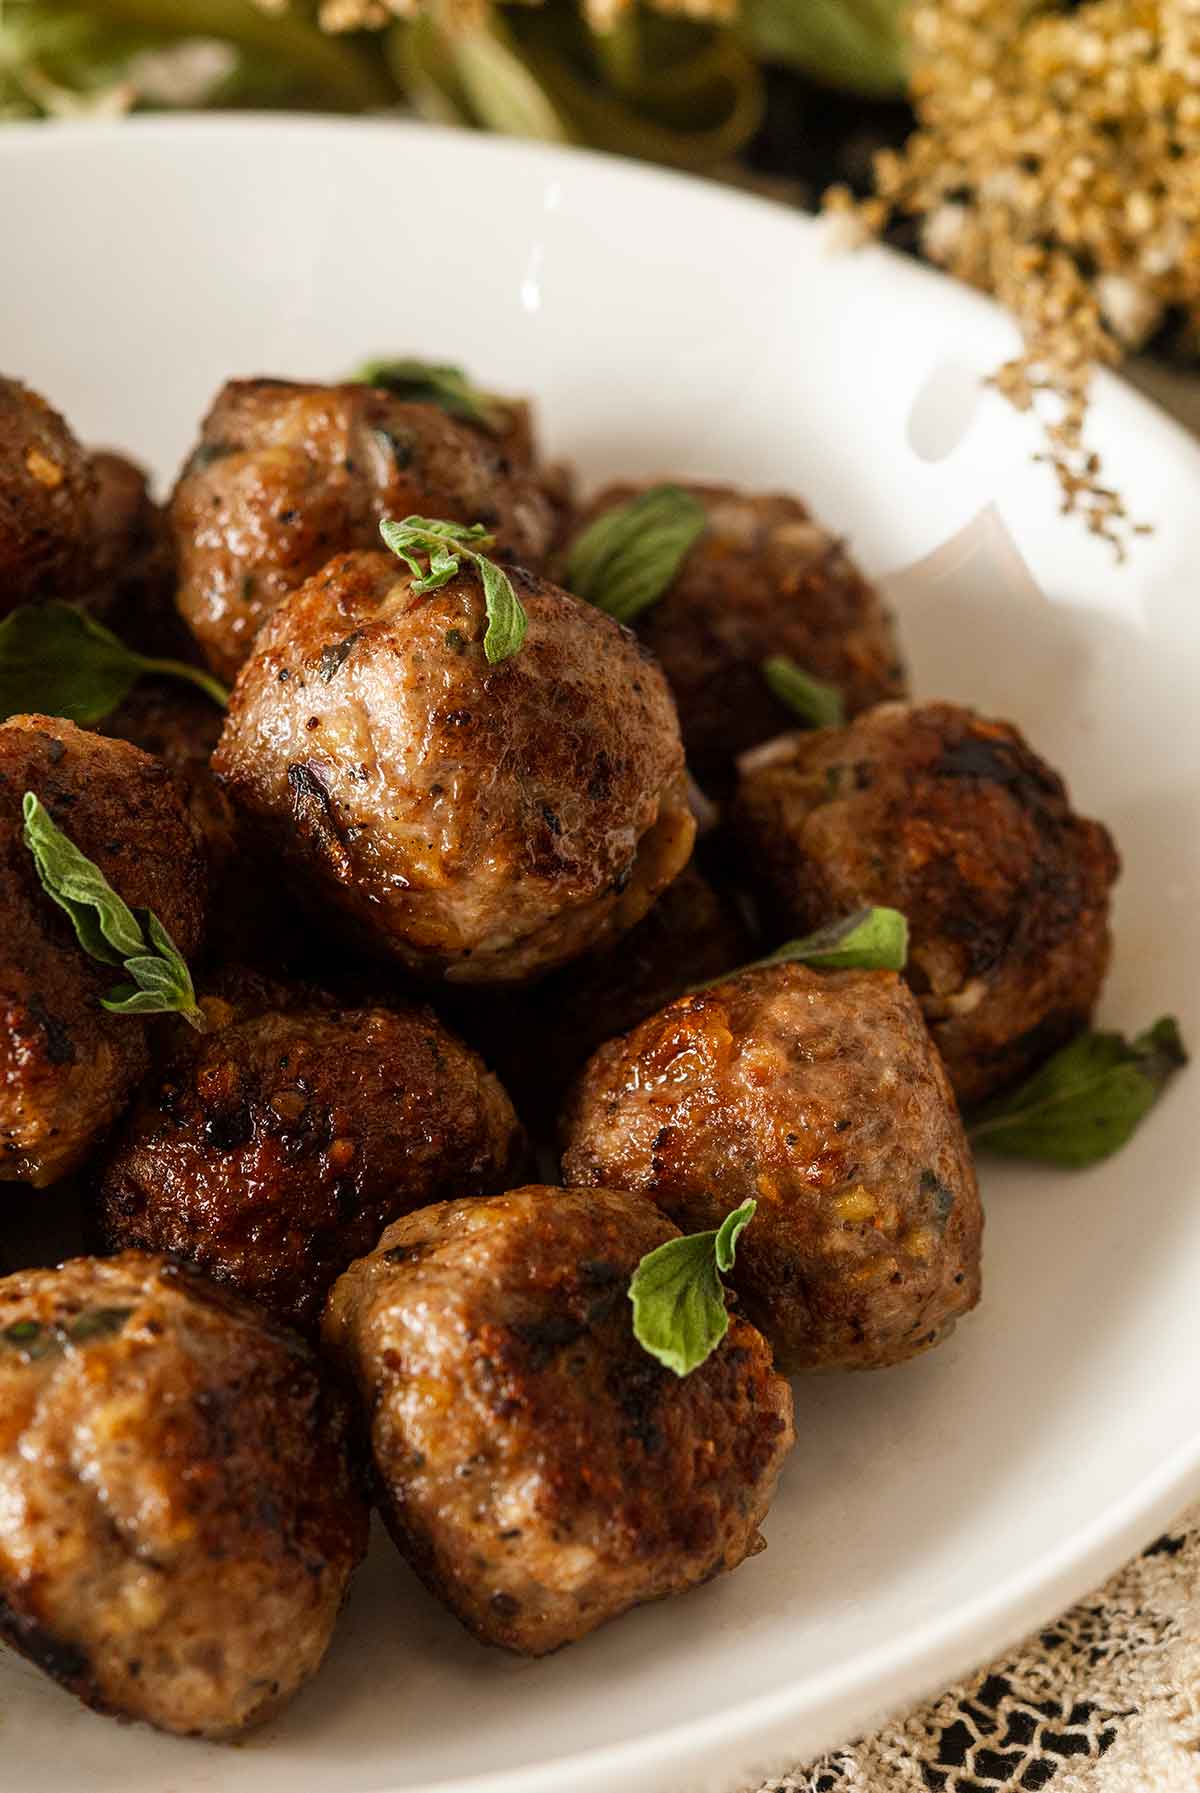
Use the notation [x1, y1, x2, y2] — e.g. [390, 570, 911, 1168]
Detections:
[1, 116, 1198, 1793]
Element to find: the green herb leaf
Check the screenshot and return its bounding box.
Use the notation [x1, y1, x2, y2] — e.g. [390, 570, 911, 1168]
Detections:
[628, 1198, 756, 1377]
[355, 357, 507, 434]
[21, 793, 205, 1031]
[970, 1018, 1187, 1168]
[564, 485, 707, 624]
[692, 906, 908, 993]
[0, 601, 227, 726]
[762, 654, 845, 729]
[477, 553, 527, 663]
[66, 1306, 133, 1344]
[379, 516, 527, 664]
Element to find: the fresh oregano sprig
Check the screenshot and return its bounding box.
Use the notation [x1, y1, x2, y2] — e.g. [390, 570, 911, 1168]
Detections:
[354, 357, 507, 435]
[0, 602, 228, 726]
[692, 906, 908, 993]
[21, 793, 205, 1031]
[970, 1018, 1187, 1168]
[628, 1199, 756, 1377]
[379, 515, 526, 664]
[762, 654, 845, 729]
[564, 484, 707, 624]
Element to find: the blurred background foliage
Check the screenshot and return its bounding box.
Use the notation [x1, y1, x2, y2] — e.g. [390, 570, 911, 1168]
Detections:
[4, 0, 1197, 548]
[0, 0, 908, 183]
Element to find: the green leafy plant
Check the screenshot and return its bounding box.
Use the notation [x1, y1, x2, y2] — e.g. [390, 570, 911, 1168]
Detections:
[0, 602, 227, 725]
[354, 356, 509, 434]
[563, 484, 707, 623]
[379, 515, 527, 663]
[693, 905, 908, 991]
[21, 792, 205, 1029]
[762, 653, 845, 728]
[628, 1198, 756, 1376]
[970, 1019, 1187, 1169]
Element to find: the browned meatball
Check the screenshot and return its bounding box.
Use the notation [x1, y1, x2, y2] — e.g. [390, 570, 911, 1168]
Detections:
[733, 701, 1120, 1106]
[0, 718, 208, 1187]
[169, 380, 560, 681]
[561, 964, 982, 1372]
[446, 861, 751, 1128]
[564, 483, 906, 788]
[86, 450, 178, 649]
[323, 1186, 794, 1655]
[0, 377, 97, 613]
[213, 550, 694, 983]
[0, 1252, 367, 1737]
[93, 1003, 524, 1330]
[100, 680, 233, 874]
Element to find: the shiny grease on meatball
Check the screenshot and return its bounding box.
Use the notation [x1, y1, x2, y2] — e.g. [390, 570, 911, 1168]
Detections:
[563, 482, 906, 788]
[169, 380, 560, 681]
[94, 1002, 524, 1330]
[562, 964, 982, 1373]
[0, 717, 208, 1187]
[0, 1253, 367, 1737]
[323, 1185, 794, 1656]
[445, 861, 751, 1127]
[213, 550, 695, 983]
[733, 701, 1120, 1106]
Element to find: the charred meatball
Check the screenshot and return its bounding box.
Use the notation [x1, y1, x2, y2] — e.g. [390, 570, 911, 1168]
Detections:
[0, 377, 97, 613]
[564, 483, 905, 788]
[562, 964, 982, 1372]
[0, 717, 207, 1187]
[323, 1186, 794, 1655]
[733, 702, 1120, 1106]
[447, 861, 751, 1127]
[94, 1003, 524, 1330]
[213, 550, 694, 983]
[169, 380, 559, 681]
[0, 1253, 367, 1737]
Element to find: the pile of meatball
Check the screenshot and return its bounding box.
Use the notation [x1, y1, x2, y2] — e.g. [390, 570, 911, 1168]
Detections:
[0, 367, 1118, 1739]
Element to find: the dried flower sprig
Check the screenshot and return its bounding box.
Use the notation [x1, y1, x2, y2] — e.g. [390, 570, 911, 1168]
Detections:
[830, 0, 1200, 553]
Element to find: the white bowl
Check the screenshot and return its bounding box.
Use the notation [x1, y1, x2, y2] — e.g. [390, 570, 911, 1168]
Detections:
[1, 114, 1198, 1793]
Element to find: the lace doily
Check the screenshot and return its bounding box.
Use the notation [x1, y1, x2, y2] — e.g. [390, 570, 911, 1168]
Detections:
[751, 1507, 1200, 1793]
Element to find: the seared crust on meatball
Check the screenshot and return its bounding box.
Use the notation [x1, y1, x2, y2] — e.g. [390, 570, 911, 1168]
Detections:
[565, 483, 906, 788]
[0, 718, 208, 1187]
[447, 862, 751, 1127]
[213, 550, 694, 983]
[0, 1253, 367, 1737]
[733, 702, 1120, 1106]
[561, 965, 982, 1372]
[169, 380, 559, 681]
[0, 377, 97, 613]
[323, 1186, 794, 1655]
[94, 1004, 524, 1330]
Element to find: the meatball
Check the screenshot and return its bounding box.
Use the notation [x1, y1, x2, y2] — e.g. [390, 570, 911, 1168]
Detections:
[561, 964, 982, 1372]
[0, 377, 97, 613]
[0, 1252, 367, 1737]
[564, 483, 906, 788]
[99, 681, 233, 877]
[733, 701, 1120, 1106]
[169, 379, 559, 681]
[93, 1003, 524, 1330]
[323, 1186, 794, 1655]
[86, 450, 177, 648]
[0, 717, 208, 1187]
[446, 861, 751, 1128]
[213, 550, 694, 983]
